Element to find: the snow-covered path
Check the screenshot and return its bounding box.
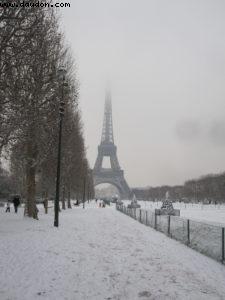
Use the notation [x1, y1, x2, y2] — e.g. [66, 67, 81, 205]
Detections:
[1, 203, 225, 300]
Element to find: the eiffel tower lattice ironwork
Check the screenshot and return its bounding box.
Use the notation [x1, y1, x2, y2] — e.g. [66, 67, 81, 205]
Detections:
[93, 92, 132, 199]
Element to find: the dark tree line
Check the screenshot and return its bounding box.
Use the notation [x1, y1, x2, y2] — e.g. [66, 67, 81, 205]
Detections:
[0, 1, 94, 218]
[0, 164, 12, 199]
[133, 172, 225, 203]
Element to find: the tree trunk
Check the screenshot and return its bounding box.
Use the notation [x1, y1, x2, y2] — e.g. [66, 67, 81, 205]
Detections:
[83, 176, 86, 209]
[62, 185, 66, 210]
[67, 188, 71, 209]
[44, 191, 48, 214]
[24, 139, 38, 219]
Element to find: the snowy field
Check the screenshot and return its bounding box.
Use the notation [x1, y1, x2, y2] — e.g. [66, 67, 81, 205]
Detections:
[124, 200, 225, 226]
[1, 202, 225, 300]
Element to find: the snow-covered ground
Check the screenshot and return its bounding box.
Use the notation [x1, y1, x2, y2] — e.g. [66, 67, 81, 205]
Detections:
[124, 200, 225, 226]
[121, 201, 225, 262]
[1, 202, 225, 300]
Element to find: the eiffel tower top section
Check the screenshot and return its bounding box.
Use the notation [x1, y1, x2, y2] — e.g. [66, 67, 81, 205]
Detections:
[101, 91, 114, 144]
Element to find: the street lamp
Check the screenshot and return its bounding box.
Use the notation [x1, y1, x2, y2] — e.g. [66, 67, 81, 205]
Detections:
[54, 67, 67, 227]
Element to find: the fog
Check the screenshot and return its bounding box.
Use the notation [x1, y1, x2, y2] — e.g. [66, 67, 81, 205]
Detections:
[60, 0, 225, 187]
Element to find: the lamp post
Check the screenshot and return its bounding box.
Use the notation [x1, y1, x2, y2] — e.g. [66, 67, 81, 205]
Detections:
[54, 67, 67, 227]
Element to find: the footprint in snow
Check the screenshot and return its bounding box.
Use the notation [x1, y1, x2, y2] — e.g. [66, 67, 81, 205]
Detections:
[138, 291, 152, 298]
[37, 291, 46, 296]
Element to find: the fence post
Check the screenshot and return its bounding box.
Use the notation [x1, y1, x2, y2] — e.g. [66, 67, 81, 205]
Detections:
[187, 219, 190, 245]
[154, 213, 157, 230]
[140, 210, 142, 223]
[168, 215, 171, 236]
[146, 211, 148, 225]
[222, 227, 225, 263]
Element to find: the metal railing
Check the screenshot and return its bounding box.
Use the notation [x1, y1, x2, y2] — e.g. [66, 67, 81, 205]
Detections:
[116, 204, 225, 264]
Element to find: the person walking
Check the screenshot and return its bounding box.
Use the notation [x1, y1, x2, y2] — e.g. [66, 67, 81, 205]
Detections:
[13, 195, 20, 213]
[5, 201, 10, 213]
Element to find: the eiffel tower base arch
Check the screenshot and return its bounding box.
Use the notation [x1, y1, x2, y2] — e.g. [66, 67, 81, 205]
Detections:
[93, 170, 132, 200]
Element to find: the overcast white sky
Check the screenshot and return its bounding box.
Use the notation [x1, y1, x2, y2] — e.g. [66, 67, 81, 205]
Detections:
[60, 0, 225, 187]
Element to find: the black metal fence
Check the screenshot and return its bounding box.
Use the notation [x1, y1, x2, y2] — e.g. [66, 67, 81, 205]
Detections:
[116, 204, 225, 264]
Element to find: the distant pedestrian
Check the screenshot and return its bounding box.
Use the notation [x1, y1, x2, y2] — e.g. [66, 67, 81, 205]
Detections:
[13, 196, 20, 213]
[35, 206, 39, 220]
[5, 201, 10, 213]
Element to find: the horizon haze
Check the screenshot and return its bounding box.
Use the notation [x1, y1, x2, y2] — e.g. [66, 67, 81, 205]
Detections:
[60, 0, 225, 187]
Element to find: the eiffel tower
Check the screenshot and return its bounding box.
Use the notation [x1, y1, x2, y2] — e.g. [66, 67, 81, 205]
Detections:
[93, 91, 132, 199]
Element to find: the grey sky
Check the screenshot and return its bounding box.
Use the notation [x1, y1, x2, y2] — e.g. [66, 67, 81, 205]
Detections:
[60, 0, 225, 187]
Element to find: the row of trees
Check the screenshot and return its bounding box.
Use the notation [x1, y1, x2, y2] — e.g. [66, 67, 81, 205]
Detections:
[0, 166, 12, 199]
[0, 1, 94, 218]
[133, 172, 225, 203]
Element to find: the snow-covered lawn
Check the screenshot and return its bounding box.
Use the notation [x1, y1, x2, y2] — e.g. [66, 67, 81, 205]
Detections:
[126, 201, 225, 226]
[1, 202, 225, 300]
